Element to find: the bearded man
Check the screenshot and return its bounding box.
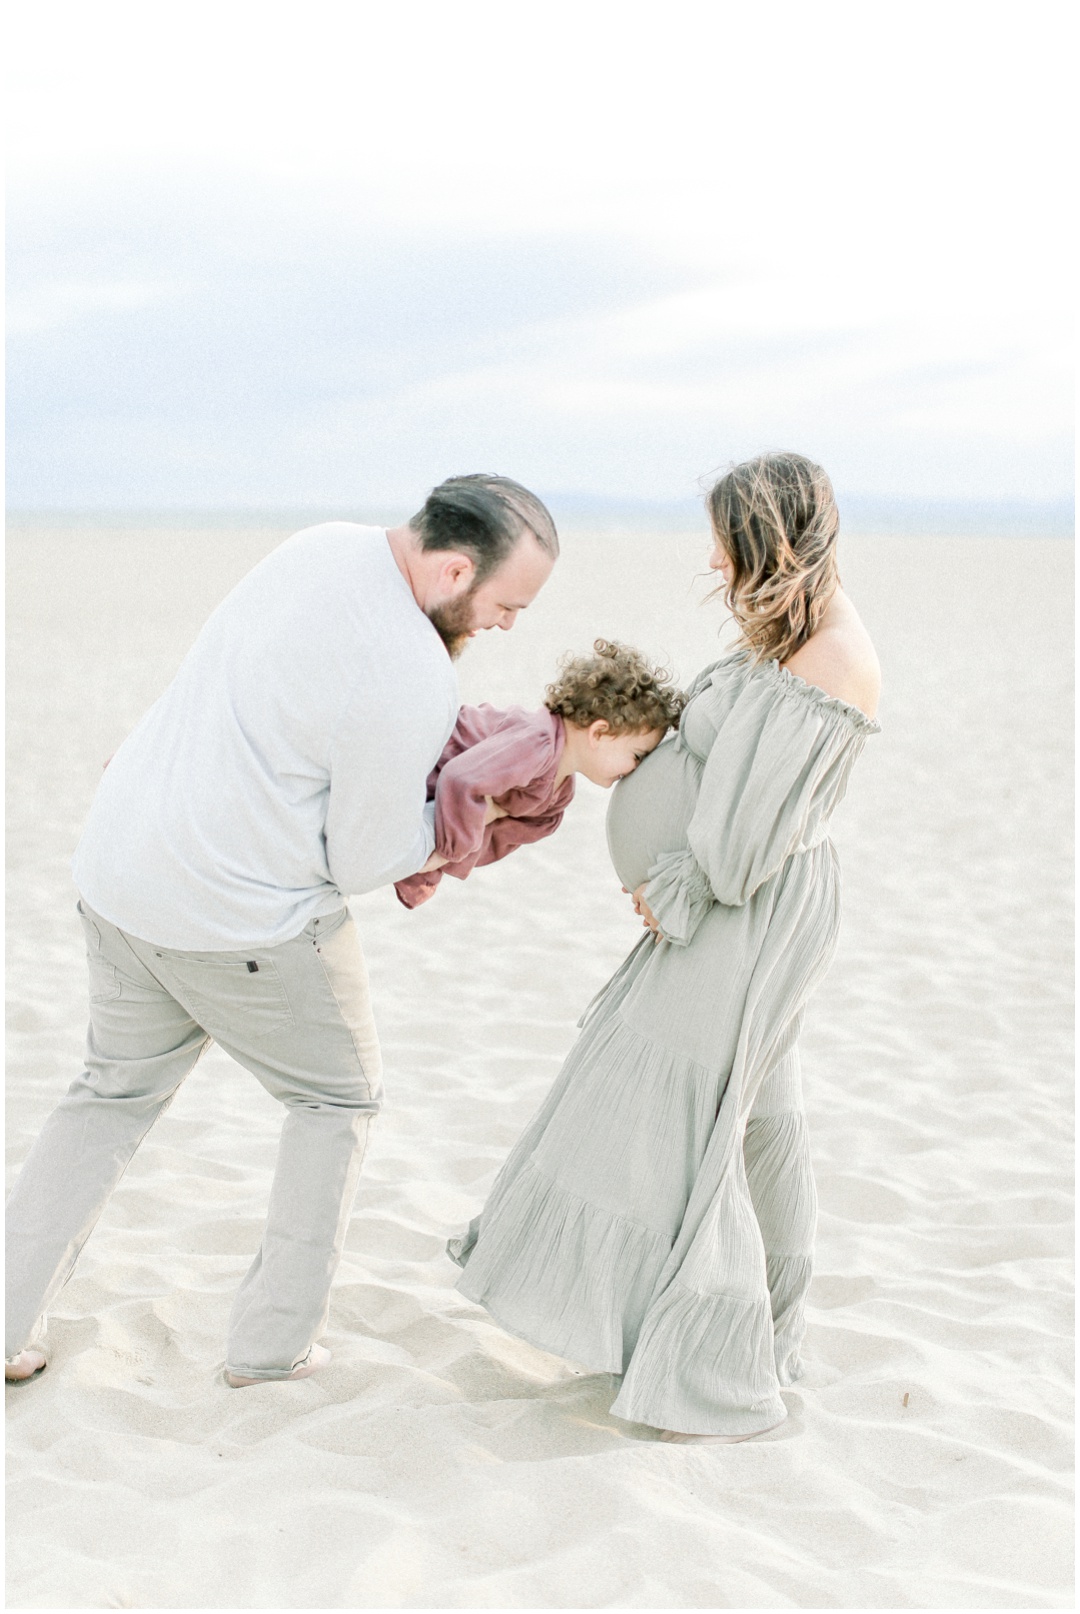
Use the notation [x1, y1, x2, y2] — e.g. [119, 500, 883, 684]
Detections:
[5, 474, 557, 1386]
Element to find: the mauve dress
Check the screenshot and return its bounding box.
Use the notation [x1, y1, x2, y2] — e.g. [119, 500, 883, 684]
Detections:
[450, 651, 880, 1436]
[395, 705, 574, 909]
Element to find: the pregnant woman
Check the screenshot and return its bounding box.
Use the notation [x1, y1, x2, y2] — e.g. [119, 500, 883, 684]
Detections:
[451, 451, 881, 1442]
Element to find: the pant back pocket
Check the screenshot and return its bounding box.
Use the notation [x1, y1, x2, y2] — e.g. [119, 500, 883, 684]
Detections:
[174, 957, 295, 1042]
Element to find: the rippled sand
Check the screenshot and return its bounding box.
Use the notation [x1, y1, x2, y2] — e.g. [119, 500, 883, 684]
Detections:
[5, 519, 1073, 1608]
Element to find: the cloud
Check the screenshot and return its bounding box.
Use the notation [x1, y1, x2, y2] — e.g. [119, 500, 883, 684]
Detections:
[6, 167, 1073, 508]
[7, 278, 189, 338]
[5, 5, 1072, 509]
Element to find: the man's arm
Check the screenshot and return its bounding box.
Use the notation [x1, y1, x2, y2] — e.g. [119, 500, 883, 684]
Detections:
[323, 686, 454, 896]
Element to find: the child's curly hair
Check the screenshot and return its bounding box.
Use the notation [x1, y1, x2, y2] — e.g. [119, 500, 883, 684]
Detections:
[544, 639, 686, 735]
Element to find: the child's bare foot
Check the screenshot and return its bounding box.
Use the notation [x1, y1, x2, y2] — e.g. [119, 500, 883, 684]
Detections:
[658, 1420, 784, 1445]
[5, 1349, 47, 1383]
[225, 1343, 331, 1388]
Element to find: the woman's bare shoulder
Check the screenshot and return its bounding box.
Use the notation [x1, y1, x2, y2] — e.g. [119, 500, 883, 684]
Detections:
[783, 592, 881, 718]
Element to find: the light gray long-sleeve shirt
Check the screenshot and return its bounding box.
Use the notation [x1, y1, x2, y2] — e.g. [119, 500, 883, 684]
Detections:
[72, 523, 458, 949]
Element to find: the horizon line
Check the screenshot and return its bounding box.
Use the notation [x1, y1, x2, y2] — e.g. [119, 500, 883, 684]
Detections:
[6, 492, 1074, 540]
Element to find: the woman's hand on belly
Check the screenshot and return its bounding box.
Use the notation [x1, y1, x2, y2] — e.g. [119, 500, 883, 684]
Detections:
[626, 883, 661, 938]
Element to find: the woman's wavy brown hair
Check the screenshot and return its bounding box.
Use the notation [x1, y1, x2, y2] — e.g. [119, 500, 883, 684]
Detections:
[707, 452, 840, 664]
[545, 639, 686, 734]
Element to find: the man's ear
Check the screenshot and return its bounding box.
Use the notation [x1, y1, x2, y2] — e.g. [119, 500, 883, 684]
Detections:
[436, 551, 476, 596]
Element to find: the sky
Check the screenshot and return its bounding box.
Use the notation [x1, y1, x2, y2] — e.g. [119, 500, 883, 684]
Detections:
[5, 0, 1074, 514]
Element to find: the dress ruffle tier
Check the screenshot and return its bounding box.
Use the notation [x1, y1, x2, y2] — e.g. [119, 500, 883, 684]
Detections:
[451, 652, 878, 1435]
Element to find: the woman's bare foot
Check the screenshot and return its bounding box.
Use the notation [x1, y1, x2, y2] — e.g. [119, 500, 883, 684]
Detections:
[658, 1419, 784, 1445]
[225, 1343, 331, 1388]
[5, 1349, 47, 1383]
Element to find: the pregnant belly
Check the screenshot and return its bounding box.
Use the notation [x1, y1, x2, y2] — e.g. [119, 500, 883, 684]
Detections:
[605, 736, 704, 892]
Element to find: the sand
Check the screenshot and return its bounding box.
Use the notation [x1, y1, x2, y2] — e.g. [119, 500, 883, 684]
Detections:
[5, 517, 1073, 1610]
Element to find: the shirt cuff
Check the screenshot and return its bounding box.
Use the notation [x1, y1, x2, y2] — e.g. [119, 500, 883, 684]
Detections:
[643, 848, 714, 947]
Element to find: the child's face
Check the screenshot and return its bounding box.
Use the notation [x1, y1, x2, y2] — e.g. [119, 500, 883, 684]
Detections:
[579, 725, 665, 789]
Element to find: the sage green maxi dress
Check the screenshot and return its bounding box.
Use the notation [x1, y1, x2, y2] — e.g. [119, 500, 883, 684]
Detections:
[450, 650, 880, 1436]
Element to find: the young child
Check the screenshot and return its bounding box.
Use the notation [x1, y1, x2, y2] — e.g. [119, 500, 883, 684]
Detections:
[395, 639, 686, 908]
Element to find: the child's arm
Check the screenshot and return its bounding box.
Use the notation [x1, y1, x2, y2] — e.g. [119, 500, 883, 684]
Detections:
[478, 804, 567, 864]
[394, 711, 559, 907]
[420, 797, 507, 873]
[430, 727, 548, 866]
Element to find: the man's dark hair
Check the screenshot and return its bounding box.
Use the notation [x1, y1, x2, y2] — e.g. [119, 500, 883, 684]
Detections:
[409, 474, 559, 584]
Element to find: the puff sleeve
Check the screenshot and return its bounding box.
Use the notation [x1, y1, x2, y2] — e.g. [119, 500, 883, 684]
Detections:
[643, 662, 878, 945]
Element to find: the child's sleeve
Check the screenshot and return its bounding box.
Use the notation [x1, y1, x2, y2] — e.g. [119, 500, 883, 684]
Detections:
[394, 867, 443, 909]
[432, 725, 550, 864]
[394, 710, 563, 906]
[477, 805, 568, 866]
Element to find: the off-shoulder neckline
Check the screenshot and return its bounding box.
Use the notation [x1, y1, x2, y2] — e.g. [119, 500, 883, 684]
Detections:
[705, 651, 881, 735]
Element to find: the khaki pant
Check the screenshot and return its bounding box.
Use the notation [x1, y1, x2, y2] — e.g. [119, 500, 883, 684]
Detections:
[5, 901, 382, 1379]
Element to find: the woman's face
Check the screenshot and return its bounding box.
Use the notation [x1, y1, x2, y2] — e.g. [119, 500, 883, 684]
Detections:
[708, 528, 734, 585]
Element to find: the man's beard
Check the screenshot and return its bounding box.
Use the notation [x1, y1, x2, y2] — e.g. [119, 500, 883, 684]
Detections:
[427, 591, 478, 660]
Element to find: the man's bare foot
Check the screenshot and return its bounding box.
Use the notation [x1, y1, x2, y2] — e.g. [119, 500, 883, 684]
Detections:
[225, 1343, 331, 1388]
[5, 1349, 47, 1383]
[658, 1419, 784, 1445]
